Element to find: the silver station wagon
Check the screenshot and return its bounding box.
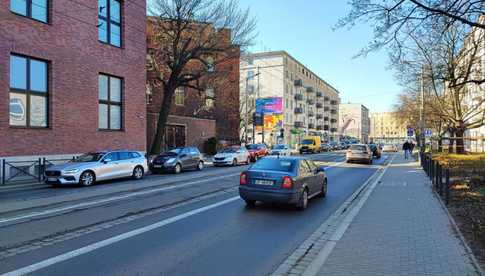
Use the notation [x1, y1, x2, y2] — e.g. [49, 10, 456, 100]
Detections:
[44, 151, 148, 186]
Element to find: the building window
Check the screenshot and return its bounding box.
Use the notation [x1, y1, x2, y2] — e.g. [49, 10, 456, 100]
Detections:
[174, 87, 185, 106]
[9, 54, 48, 128]
[205, 88, 215, 109]
[98, 74, 122, 130]
[98, 0, 121, 47]
[10, 0, 48, 23]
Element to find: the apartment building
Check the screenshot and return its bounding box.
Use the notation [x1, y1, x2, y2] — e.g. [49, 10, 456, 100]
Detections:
[0, 0, 147, 161]
[146, 19, 240, 151]
[370, 112, 407, 143]
[240, 51, 341, 147]
[339, 103, 370, 143]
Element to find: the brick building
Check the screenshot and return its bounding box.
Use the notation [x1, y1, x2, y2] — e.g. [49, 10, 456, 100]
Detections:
[146, 19, 240, 152]
[0, 0, 147, 163]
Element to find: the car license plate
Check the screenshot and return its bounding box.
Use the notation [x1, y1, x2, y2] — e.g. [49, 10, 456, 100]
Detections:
[153, 165, 162, 168]
[255, 179, 273, 186]
[47, 177, 57, 182]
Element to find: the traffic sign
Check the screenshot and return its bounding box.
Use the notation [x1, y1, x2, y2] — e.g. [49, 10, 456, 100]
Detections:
[407, 127, 414, 137]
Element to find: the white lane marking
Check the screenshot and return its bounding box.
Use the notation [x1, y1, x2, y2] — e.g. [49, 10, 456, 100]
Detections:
[302, 154, 397, 276]
[0, 173, 240, 226]
[1, 196, 240, 276]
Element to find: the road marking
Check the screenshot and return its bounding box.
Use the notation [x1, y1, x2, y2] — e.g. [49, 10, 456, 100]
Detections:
[302, 154, 396, 276]
[0, 196, 240, 276]
[0, 173, 240, 226]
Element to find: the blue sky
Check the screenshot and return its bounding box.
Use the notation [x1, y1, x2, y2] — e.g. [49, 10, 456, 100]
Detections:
[239, 0, 402, 112]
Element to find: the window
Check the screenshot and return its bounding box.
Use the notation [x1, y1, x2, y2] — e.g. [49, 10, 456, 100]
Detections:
[247, 70, 254, 80]
[206, 56, 215, 72]
[98, 0, 121, 47]
[205, 88, 215, 109]
[103, 152, 119, 161]
[9, 54, 48, 127]
[174, 87, 185, 106]
[98, 74, 122, 130]
[10, 0, 48, 23]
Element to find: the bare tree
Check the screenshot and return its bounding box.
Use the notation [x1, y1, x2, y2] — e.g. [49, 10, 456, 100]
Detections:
[146, 0, 256, 154]
[338, 0, 485, 56]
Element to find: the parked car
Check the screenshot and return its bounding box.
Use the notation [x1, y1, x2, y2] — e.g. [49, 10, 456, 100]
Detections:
[239, 156, 327, 210]
[151, 147, 203, 174]
[246, 144, 269, 162]
[346, 144, 373, 164]
[368, 143, 382, 158]
[270, 144, 291, 156]
[329, 142, 339, 150]
[320, 143, 331, 152]
[382, 144, 398, 152]
[299, 136, 321, 154]
[44, 151, 148, 186]
[213, 146, 250, 166]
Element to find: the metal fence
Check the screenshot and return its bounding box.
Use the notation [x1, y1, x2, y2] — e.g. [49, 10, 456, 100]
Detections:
[430, 136, 485, 153]
[1, 157, 75, 186]
[420, 152, 452, 205]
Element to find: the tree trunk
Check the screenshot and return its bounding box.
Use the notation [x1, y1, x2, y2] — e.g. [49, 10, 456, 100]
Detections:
[455, 129, 466, 154]
[448, 129, 455, 154]
[438, 137, 443, 152]
[149, 84, 176, 155]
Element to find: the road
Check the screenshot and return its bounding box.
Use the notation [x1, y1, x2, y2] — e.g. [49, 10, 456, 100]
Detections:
[0, 152, 391, 276]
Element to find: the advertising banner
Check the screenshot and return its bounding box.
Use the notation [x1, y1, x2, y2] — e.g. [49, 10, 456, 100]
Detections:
[256, 97, 283, 114]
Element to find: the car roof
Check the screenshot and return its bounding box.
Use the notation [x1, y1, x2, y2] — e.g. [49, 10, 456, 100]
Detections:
[263, 156, 305, 161]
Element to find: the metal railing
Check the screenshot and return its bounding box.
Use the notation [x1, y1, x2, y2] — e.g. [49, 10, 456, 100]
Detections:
[420, 152, 451, 205]
[1, 157, 75, 186]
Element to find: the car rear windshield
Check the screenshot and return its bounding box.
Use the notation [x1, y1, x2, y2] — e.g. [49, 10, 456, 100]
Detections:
[250, 158, 296, 172]
[246, 144, 258, 150]
[272, 145, 286, 149]
[350, 145, 367, 151]
[301, 139, 314, 145]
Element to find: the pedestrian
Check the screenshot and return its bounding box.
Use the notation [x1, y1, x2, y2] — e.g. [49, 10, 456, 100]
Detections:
[402, 141, 411, 159]
[409, 142, 415, 154]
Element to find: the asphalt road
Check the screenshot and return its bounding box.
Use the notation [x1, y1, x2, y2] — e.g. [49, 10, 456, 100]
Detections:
[0, 152, 391, 276]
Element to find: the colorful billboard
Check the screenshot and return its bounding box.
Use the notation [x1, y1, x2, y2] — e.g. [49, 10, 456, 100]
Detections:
[256, 97, 283, 114]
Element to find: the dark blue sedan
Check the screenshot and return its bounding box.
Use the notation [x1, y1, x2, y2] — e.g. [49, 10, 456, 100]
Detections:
[239, 156, 327, 210]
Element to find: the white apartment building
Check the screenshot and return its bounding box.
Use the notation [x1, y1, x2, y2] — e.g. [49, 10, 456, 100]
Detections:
[240, 51, 341, 147]
[339, 103, 370, 143]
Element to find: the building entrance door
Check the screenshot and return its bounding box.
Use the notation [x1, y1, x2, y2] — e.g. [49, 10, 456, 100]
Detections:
[165, 124, 186, 149]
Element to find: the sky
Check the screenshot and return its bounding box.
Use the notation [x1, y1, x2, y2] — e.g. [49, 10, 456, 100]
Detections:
[238, 0, 403, 113]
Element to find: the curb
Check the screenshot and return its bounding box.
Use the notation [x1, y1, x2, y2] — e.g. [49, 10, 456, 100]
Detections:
[429, 178, 484, 275]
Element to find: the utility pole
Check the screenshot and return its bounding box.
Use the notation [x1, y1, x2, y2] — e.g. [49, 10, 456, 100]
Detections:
[419, 66, 425, 151]
[258, 66, 264, 144]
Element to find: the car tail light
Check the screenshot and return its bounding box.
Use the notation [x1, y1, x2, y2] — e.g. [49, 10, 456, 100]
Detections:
[240, 172, 248, 185]
[282, 176, 293, 189]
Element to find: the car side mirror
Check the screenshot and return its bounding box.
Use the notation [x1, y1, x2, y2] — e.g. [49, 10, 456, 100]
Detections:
[102, 158, 112, 164]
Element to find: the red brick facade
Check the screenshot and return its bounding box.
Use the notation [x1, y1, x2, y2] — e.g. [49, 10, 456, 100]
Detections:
[0, 0, 147, 158]
[146, 20, 240, 152]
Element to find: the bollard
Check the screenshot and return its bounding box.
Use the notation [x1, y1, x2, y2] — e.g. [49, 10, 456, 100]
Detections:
[445, 168, 450, 205]
[1, 159, 4, 185]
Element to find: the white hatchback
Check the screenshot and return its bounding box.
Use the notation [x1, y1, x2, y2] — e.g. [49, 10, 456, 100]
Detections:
[346, 144, 373, 164]
[213, 146, 251, 166]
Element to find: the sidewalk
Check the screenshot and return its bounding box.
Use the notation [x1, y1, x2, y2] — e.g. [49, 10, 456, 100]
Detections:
[316, 154, 481, 276]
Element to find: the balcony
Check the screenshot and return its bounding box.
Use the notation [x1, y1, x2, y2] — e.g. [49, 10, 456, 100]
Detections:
[324, 125, 330, 131]
[316, 125, 323, 131]
[330, 128, 338, 133]
[316, 102, 323, 108]
[324, 96, 330, 101]
[324, 107, 330, 112]
[316, 91, 323, 97]
[294, 94, 304, 101]
[294, 121, 305, 128]
[324, 117, 329, 121]
[294, 79, 303, 86]
[294, 107, 304, 114]
[330, 109, 337, 114]
[308, 111, 315, 117]
[330, 100, 338, 105]
[307, 99, 315, 105]
[308, 123, 315, 129]
[306, 86, 314, 93]
[316, 114, 323, 120]
[330, 118, 337, 123]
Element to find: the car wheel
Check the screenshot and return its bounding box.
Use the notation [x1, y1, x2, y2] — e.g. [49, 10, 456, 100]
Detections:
[232, 158, 237, 166]
[296, 189, 308, 210]
[79, 171, 95, 187]
[132, 166, 144, 180]
[197, 161, 204, 171]
[174, 163, 182, 174]
[318, 179, 327, 198]
[245, 200, 256, 207]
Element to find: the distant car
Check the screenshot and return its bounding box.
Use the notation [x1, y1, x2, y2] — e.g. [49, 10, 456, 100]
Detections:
[151, 147, 203, 174]
[368, 144, 382, 158]
[213, 146, 250, 166]
[45, 151, 148, 186]
[239, 156, 327, 210]
[329, 142, 339, 150]
[270, 144, 291, 156]
[246, 144, 269, 162]
[320, 143, 331, 152]
[346, 144, 373, 164]
[382, 144, 398, 152]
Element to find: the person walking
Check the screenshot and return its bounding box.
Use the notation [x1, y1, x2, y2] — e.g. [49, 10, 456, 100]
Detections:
[409, 142, 415, 154]
[402, 141, 411, 159]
